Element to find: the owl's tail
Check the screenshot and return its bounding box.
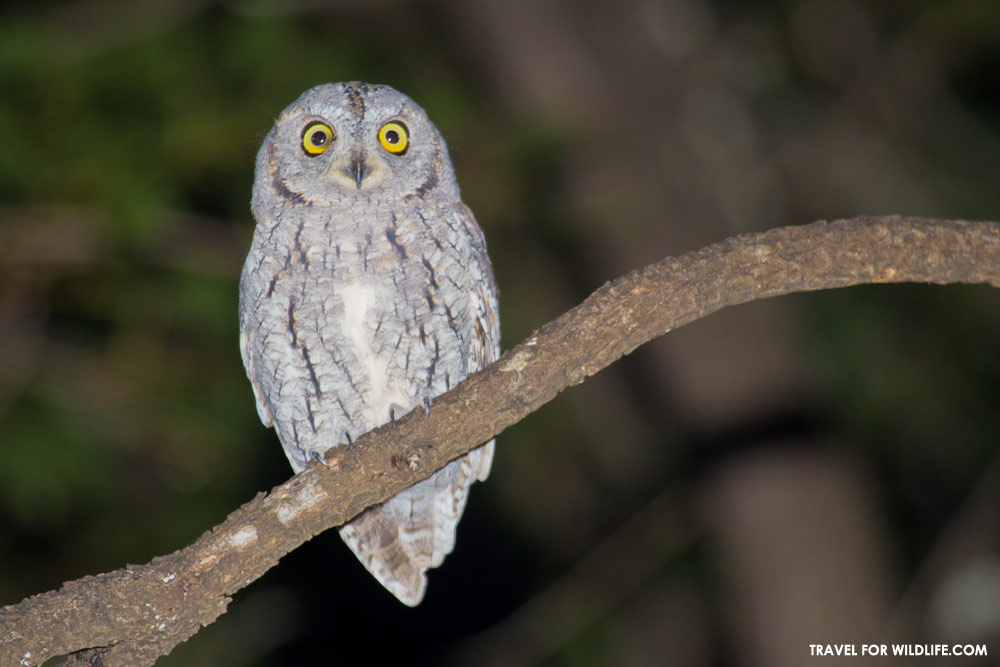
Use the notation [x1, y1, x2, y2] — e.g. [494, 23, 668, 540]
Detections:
[339, 440, 494, 606]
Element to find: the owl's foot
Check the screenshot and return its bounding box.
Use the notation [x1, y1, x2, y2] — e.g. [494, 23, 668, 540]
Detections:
[388, 403, 405, 429]
[345, 431, 354, 452]
[423, 396, 431, 416]
[309, 450, 331, 468]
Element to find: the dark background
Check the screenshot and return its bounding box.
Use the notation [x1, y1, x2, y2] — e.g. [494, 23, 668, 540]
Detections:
[1, 1, 999, 665]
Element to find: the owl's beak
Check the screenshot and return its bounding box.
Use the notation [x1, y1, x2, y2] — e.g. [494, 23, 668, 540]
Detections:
[349, 155, 366, 190]
[328, 150, 385, 191]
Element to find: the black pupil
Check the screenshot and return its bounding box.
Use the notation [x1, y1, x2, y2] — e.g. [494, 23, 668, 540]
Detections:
[310, 130, 327, 146]
[385, 130, 399, 144]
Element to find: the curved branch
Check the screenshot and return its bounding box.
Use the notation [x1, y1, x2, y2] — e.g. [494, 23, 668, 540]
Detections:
[2, 216, 999, 666]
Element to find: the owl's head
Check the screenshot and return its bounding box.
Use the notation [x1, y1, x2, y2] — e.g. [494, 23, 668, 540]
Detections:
[253, 82, 460, 214]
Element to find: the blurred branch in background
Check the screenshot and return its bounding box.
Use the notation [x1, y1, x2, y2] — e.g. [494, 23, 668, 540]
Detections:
[1, 216, 998, 666]
[704, 446, 897, 667]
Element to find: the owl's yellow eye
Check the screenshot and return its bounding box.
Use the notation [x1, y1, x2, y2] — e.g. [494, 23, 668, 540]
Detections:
[378, 121, 409, 154]
[302, 122, 334, 155]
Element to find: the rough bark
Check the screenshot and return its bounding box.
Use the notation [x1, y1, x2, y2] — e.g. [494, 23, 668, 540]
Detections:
[2, 216, 998, 666]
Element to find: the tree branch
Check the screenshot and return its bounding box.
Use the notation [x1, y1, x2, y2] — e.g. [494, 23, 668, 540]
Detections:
[2, 216, 998, 666]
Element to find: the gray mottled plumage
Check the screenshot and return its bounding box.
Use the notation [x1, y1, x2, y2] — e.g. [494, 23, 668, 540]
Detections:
[239, 82, 499, 606]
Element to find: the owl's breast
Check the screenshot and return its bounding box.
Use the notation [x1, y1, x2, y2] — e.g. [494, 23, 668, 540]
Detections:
[240, 202, 478, 467]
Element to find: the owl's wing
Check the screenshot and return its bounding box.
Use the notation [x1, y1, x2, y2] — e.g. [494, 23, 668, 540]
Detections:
[339, 203, 499, 606]
[459, 199, 500, 482]
[238, 289, 275, 429]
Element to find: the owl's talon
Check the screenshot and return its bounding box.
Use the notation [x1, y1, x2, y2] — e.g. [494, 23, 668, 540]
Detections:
[423, 397, 431, 416]
[345, 431, 354, 452]
[388, 402, 407, 429]
[310, 450, 330, 468]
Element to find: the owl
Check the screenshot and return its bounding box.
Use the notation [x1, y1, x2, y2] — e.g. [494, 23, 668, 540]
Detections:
[239, 82, 499, 606]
